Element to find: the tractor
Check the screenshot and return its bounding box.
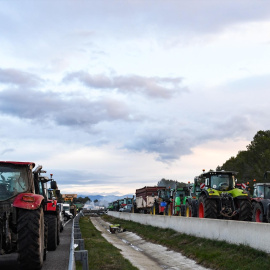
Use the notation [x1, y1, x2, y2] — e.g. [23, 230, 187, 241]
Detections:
[184, 179, 202, 217]
[153, 187, 172, 215]
[151, 186, 190, 216]
[197, 170, 252, 221]
[251, 171, 270, 222]
[172, 186, 190, 216]
[38, 173, 61, 251]
[0, 161, 47, 269]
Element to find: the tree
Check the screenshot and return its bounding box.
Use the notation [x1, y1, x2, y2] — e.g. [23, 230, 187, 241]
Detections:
[157, 178, 187, 188]
[220, 130, 270, 189]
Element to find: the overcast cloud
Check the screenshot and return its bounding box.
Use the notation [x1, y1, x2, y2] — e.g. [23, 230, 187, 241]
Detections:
[0, 1, 270, 195]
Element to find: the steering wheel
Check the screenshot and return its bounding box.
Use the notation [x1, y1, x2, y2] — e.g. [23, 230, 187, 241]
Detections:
[219, 182, 229, 189]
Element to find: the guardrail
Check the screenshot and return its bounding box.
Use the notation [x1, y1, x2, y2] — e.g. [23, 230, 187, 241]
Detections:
[68, 212, 89, 270]
[108, 211, 270, 253]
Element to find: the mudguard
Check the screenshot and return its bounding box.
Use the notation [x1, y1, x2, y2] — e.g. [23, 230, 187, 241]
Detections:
[229, 188, 249, 198]
[174, 197, 181, 213]
[45, 200, 57, 212]
[13, 193, 44, 210]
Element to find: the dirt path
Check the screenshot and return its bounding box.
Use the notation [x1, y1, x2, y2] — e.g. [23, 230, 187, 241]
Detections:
[90, 216, 210, 270]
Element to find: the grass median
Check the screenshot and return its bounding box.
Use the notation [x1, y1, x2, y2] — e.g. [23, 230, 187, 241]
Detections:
[102, 214, 270, 270]
[76, 216, 138, 270]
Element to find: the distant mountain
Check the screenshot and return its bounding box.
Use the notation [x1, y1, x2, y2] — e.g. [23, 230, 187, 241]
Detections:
[78, 194, 134, 204]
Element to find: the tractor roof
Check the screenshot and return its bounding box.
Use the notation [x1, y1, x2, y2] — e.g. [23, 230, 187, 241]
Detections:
[0, 161, 35, 167]
[254, 183, 270, 186]
[199, 170, 237, 177]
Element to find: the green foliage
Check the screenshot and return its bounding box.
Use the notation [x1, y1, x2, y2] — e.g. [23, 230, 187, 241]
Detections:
[220, 130, 270, 189]
[157, 178, 187, 188]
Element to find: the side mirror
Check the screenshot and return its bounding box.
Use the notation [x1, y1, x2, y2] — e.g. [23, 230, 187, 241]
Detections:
[51, 180, 58, 189]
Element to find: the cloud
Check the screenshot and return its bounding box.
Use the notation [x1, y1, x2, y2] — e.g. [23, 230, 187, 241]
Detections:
[0, 87, 132, 126]
[0, 68, 43, 87]
[50, 169, 124, 186]
[63, 71, 187, 99]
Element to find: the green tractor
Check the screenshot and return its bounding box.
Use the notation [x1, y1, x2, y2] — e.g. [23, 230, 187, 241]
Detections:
[185, 178, 202, 217]
[172, 186, 190, 216]
[197, 170, 252, 220]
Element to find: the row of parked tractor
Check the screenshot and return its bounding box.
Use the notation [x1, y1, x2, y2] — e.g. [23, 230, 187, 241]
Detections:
[0, 161, 73, 269]
[110, 170, 270, 223]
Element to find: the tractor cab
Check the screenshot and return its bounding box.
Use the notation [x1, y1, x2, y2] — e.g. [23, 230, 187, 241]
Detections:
[199, 170, 237, 192]
[0, 161, 35, 201]
[253, 183, 270, 199]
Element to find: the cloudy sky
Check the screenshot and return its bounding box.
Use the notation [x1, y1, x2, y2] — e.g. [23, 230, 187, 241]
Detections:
[0, 1, 269, 196]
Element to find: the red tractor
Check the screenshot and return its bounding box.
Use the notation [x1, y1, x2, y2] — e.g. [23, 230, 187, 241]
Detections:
[0, 161, 47, 269]
[38, 173, 61, 251]
[251, 171, 270, 222]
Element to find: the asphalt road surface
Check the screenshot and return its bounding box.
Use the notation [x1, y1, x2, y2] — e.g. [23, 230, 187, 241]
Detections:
[0, 219, 72, 270]
[43, 218, 72, 270]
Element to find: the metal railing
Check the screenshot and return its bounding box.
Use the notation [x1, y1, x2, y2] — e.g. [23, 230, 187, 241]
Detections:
[68, 212, 89, 270]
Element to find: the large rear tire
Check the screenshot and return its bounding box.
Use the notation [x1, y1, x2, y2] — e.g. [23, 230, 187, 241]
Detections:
[46, 214, 57, 251]
[17, 207, 45, 270]
[57, 216, 60, 245]
[198, 196, 217, 219]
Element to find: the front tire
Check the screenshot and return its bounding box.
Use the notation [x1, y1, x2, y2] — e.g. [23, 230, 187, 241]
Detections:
[198, 196, 217, 219]
[252, 203, 263, 222]
[17, 207, 45, 270]
[165, 204, 172, 216]
[185, 203, 192, 217]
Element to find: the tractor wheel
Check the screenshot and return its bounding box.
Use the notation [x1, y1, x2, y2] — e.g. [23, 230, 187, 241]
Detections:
[252, 203, 263, 222]
[185, 203, 192, 217]
[60, 220, 64, 232]
[237, 199, 252, 221]
[46, 215, 57, 251]
[198, 196, 217, 219]
[151, 203, 158, 215]
[181, 204, 186, 217]
[57, 216, 60, 245]
[165, 204, 172, 216]
[17, 207, 45, 270]
[44, 218, 48, 261]
[191, 200, 198, 217]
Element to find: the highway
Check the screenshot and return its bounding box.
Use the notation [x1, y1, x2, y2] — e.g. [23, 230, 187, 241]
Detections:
[0, 219, 72, 270]
[43, 219, 72, 270]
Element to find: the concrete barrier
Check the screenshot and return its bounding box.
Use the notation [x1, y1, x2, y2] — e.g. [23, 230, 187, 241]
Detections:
[107, 212, 270, 253]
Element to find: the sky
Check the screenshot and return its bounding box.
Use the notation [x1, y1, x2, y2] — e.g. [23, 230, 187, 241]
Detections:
[0, 1, 270, 196]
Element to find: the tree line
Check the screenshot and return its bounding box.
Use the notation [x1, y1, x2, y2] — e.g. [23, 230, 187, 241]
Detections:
[159, 130, 270, 191]
[219, 130, 270, 185]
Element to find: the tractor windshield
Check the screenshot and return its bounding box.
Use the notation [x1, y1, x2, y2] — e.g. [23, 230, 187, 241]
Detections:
[265, 186, 270, 199]
[254, 185, 270, 199]
[210, 174, 234, 191]
[0, 165, 29, 201]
